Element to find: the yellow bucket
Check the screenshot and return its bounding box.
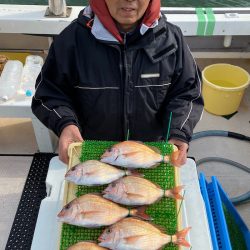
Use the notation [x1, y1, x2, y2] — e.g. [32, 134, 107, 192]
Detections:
[202, 64, 250, 115]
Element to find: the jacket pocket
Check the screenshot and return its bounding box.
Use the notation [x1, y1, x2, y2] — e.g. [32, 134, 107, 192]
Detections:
[134, 77, 171, 109]
[73, 82, 120, 127]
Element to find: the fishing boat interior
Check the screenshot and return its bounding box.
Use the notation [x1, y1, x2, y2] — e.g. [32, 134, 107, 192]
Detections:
[0, 1, 250, 250]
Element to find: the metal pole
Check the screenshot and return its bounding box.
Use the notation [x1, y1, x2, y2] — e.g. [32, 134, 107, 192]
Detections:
[48, 0, 67, 16]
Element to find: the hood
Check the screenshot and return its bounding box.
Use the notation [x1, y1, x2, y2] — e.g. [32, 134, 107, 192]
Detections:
[85, 0, 160, 44]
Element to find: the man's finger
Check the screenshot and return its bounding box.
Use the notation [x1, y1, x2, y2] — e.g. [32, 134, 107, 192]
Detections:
[75, 134, 84, 142]
[177, 149, 187, 165]
[59, 143, 69, 164]
[171, 148, 186, 167]
[59, 153, 68, 164]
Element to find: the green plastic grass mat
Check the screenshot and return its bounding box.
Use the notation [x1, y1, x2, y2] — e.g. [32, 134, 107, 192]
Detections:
[60, 140, 179, 250]
[223, 205, 247, 250]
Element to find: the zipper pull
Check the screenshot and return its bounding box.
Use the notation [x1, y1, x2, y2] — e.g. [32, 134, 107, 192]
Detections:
[126, 129, 130, 141]
[123, 33, 127, 48]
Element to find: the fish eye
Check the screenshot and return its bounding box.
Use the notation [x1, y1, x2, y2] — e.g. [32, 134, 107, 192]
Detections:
[107, 148, 112, 152]
[71, 166, 76, 171]
[111, 182, 116, 187]
[106, 228, 112, 234]
[65, 203, 71, 209]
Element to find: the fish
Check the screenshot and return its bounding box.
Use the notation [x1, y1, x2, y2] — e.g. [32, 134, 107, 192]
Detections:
[57, 193, 150, 228]
[100, 141, 179, 168]
[98, 217, 191, 250]
[103, 176, 183, 206]
[65, 160, 142, 186]
[67, 241, 107, 250]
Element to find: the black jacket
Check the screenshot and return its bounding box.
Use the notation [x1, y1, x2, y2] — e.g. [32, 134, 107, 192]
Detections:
[32, 11, 203, 143]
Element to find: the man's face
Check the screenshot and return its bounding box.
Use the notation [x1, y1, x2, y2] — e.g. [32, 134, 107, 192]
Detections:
[105, 0, 151, 31]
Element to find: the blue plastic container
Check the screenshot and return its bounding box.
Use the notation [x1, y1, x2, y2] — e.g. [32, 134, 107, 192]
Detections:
[199, 173, 250, 250]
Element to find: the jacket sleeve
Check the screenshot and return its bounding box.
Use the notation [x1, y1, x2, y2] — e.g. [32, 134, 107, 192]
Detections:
[163, 27, 204, 143]
[31, 36, 80, 137]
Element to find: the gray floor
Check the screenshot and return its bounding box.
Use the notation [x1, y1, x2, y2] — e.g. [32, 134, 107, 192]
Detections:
[0, 59, 250, 249]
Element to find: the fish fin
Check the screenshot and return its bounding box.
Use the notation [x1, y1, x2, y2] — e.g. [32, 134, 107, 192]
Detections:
[88, 193, 103, 197]
[145, 221, 166, 233]
[123, 152, 140, 157]
[126, 169, 144, 177]
[152, 223, 166, 233]
[84, 170, 97, 176]
[124, 235, 143, 244]
[133, 141, 144, 144]
[151, 181, 163, 190]
[81, 210, 102, 218]
[151, 163, 161, 168]
[130, 206, 151, 221]
[133, 141, 160, 153]
[156, 247, 165, 250]
[126, 218, 166, 233]
[173, 227, 191, 247]
[127, 192, 145, 199]
[165, 186, 184, 200]
[147, 145, 161, 154]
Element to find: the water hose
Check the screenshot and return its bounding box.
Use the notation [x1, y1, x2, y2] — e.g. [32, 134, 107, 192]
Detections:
[196, 157, 250, 173]
[191, 130, 250, 206]
[192, 130, 250, 142]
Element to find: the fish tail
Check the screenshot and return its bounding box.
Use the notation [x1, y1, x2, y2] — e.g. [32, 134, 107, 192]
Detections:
[129, 206, 151, 221]
[173, 227, 191, 247]
[126, 169, 144, 177]
[165, 185, 184, 200]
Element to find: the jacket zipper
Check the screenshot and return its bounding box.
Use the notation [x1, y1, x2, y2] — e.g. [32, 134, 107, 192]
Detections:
[123, 33, 130, 140]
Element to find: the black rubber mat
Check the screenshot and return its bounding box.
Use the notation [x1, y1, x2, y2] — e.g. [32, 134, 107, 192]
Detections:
[5, 153, 57, 250]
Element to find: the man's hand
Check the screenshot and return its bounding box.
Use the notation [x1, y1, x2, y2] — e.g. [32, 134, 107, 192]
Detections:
[168, 138, 189, 167]
[59, 125, 83, 164]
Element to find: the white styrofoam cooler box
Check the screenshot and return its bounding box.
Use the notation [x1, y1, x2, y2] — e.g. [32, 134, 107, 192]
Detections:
[31, 157, 213, 250]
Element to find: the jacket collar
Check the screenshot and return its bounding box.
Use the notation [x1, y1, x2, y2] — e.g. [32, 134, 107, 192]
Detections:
[77, 8, 177, 62]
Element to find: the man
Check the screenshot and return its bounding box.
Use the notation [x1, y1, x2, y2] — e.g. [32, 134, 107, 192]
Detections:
[32, 0, 203, 165]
